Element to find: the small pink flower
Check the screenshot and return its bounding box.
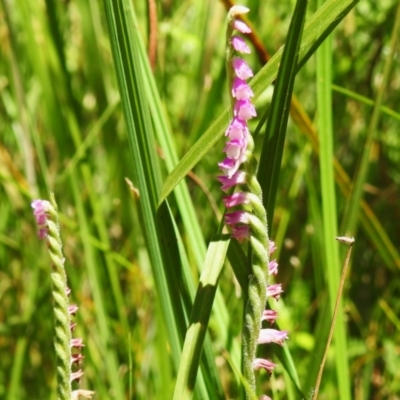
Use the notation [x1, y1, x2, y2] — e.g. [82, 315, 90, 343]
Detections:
[232, 77, 254, 100]
[229, 5, 250, 17]
[261, 309, 278, 324]
[269, 241, 277, 254]
[253, 358, 276, 374]
[68, 305, 79, 316]
[232, 58, 254, 80]
[218, 170, 247, 191]
[71, 353, 85, 365]
[31, 199, 51, 240]
[223, 138, 247, 159]
[37, 228, 48, 240]
[234, 99, 257, 120]
[268, 259, 278, 275]
[231, 35, 251, 53]
[72, 390, 95, 400]
[71, 338, 85, 349]
[267, 284, 283, 300]
[258, 329, 288, 346]
[71, 369, 84, 382]
[232, 19, 252, 34]
[218, 157, 241, 178]
[225, 117, 249, 140]
[225, 210, 251, 226]
[232, 225, 250, 242]
[223, 192, 251, 208]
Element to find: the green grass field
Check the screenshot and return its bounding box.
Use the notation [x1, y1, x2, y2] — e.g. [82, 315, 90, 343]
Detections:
[1, 0, 400, 399]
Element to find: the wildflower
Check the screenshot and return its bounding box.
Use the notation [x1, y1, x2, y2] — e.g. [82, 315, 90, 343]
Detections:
[234, 99, 257, 120]
[232, 77, 254, 100]
[258, 329, 289, 346]
[31, 199, 51, 239]
[32, 195, 94, 399]
[233, 19, 252, 34]
[218, 170, 247, 191]
[232, 58, 254, 79]
[225, 117, 249, 139]
[225, 210, 252, 226]
[231, 35, 251, 53]
[223, 192, 252, 208]
[71, 390, 95, 400]
[268, 259, 279, 275]
[69, 304, 79, 316]
[220, 8, 288, 397]
[269, 241, 277, 254]
[261, 310, 278, 324]
[71, 370, 85, 383]
[267, 283, 283, 300]
[253, 358, 277, 374]
[232, 225, 251, 242]
[71, 337, 85, 349]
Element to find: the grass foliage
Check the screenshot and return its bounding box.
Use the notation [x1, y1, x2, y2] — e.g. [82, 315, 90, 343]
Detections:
[1, 0, 400, 398]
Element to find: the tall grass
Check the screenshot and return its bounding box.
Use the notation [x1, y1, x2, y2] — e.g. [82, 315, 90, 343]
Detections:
[1, 0, 400, 398]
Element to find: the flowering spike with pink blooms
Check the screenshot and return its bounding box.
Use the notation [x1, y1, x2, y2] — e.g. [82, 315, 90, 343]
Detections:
[32, 194, 94, 400]
[219, 6, 288, 399]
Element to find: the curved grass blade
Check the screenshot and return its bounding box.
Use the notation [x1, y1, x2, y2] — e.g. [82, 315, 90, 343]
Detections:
[173, 235, 230, 400]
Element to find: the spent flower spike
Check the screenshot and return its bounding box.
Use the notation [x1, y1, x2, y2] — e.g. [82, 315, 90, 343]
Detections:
[219, 7, 288, 398]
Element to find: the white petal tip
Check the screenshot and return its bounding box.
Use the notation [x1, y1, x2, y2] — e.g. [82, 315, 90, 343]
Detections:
[228, 5, 250, 19]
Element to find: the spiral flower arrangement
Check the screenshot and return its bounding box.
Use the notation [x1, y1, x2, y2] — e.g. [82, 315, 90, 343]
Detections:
[218, 6, 288, 399]
[32, 195, 94, 400]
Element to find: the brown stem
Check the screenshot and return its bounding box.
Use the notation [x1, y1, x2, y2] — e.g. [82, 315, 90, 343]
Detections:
[312, 236, 355, 400]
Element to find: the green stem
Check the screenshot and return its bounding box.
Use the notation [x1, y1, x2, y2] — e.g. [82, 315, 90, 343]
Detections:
[242, 138, 270, 398]
[47, 194, 72, 400]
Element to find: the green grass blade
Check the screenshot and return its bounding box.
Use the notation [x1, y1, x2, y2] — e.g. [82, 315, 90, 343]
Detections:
[256, 0, 307, 391]
[102, 0, 183, 371]
[173, 235, 230, 400]
[103, 2, 222, 397]
[331, 84, 400, 122]
[129, 8, 234, 366]
[315, 7, 350, 397]
[257, 0, 307, 226]
[128, 5, 228, 395]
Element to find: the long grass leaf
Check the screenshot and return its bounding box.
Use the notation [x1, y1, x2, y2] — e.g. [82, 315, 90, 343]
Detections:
[173, 235, 230, 400]
[315, 2, 350, 396]
[257, 0, 307, 226]
[102, 0, 183, 372]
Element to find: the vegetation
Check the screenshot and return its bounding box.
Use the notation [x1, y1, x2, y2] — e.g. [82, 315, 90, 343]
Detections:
[0, 0, 399, 398]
